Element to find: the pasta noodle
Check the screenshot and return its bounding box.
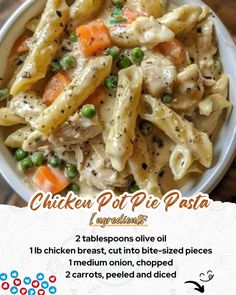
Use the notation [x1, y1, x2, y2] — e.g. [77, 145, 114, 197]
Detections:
[70, 0, 102, 22]
[106, 65, 143, 172]
[140, 95, 213, 168]
[169, 144, 194, 181]
[109, 17, 175, 48]
[10, 0, 69, 95]
[0, 108, 25, 126]
[5, 126, 33, 148]
[159, 5, 203, 34]
[128, 130, 162, 196]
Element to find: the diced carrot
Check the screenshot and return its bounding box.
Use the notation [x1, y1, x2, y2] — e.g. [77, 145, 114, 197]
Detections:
[34, 166, 70, 194]
[42, 72, 71, 106]
[156, 39, 185, 66]
[11, 35, 30, 55]
[85, 86, 106, 106]
[76, 20, 112, 57]
[123, 8, 145, 24]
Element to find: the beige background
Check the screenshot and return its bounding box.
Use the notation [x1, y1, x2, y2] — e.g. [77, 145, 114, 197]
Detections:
[0, 0, 235, 205]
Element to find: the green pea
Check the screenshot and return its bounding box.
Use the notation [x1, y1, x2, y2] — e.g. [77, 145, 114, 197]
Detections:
[129, 182, 140, 193]
[161, 93, 173, 104]
[69, 32, 77, 43]
[31, 152, 45, 166]
[104, 75, 118, 91]
[15, 148, 28, 161]
[69, 183, 80, 194]
[65, 164, 79, 179]
[214, 57, 222, 73]
[0, 87, 10, 101]
[139, 121, 153, 136]
[81, 104, 96, 118]
[131, 47, 144, 63]
[112, 0, 125, 7]
[20, 157, 33, 170]
[51, 60, 62, 73]
[117, 55, 132, 70]
[60, 55, 76, 71]
[112, 7, 123, 19]
[105, 47, 120, 60]
[48, 156, 62, 168]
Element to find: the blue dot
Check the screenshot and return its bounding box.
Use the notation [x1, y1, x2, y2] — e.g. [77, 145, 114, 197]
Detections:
[28, 289, 36, 295]
[49, 286, 57, 294]
[10, 286, 18, 294]
[23, 277, 31, 285]
[0, 273, 7, 281]
[36, 273, 44, 281]
[41, 281, 49, 289]
[11, 270, 19, 278]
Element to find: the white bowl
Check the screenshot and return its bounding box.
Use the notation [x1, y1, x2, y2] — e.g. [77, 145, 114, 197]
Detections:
[0, 0, 236, 202]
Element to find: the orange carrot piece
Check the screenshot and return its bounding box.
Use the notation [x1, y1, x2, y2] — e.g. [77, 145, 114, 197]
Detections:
[123, 8, 145, 24]
[12, 35, 30, 55]
[76, 20, 112, 57]
[42, 72, 71, 106]
[85, 86, 106, 106]
[34, 166, 70, 194]
[156, 39, 185, 66]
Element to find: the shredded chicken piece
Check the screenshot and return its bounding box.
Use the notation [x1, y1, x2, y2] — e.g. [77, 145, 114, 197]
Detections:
[141, 52, 177, 98]
[48, 112, 102, 146]
[77, 137, 130, 190]
[171, 64, 204, 113]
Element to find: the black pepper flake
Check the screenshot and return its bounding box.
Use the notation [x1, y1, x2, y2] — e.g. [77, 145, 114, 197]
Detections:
[153, 137, 164, 148]
[56, 10, 62, 17]
[175, 127, 180, 132]
[142, 163, 148, 170]
[21, 71, 31, 78]
[159, 171, 165, 178]
[196, 27, 202, 33]
[91, 170, 97, 177]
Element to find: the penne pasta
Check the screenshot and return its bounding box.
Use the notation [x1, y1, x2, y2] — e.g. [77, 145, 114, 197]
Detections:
[109, 17, 175, 48]
[5, 126, 33, 148]
[159, 5, 203, 34]
[33, 56, 112, 134]
[140, 95, 213, 168]
[22, 130, 48, 152]
[128, 130, 162, 197]
[70, 0, 102, 22]
[169, 144, 194, 181]
[138, 0, 163, 18]
[0, 108, 25, 126]
[106, 65, 143, 172]
[10, 0, 69, 95]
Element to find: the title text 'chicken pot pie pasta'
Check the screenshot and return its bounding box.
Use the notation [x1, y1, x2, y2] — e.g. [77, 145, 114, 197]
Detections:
[0, 0, 231, 197]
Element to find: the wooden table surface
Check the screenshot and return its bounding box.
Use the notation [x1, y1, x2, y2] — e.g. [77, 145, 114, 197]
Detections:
[0, 0, 236, 206]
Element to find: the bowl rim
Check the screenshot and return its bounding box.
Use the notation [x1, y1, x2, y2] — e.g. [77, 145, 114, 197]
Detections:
[0, 0, 236, 201]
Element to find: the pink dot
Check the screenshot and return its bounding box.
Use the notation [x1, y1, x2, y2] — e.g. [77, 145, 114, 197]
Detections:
[20, 288, 27, 295]
[32, 280, 40, 288]
[38, 289, 45, 295]
[49, 276, 56, 283]
[14, 278, 21, 286]
[2, 282, 9, 290]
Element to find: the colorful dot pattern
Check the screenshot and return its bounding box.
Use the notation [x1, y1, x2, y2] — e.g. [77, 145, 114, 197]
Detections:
[0, 271, 57, 294]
